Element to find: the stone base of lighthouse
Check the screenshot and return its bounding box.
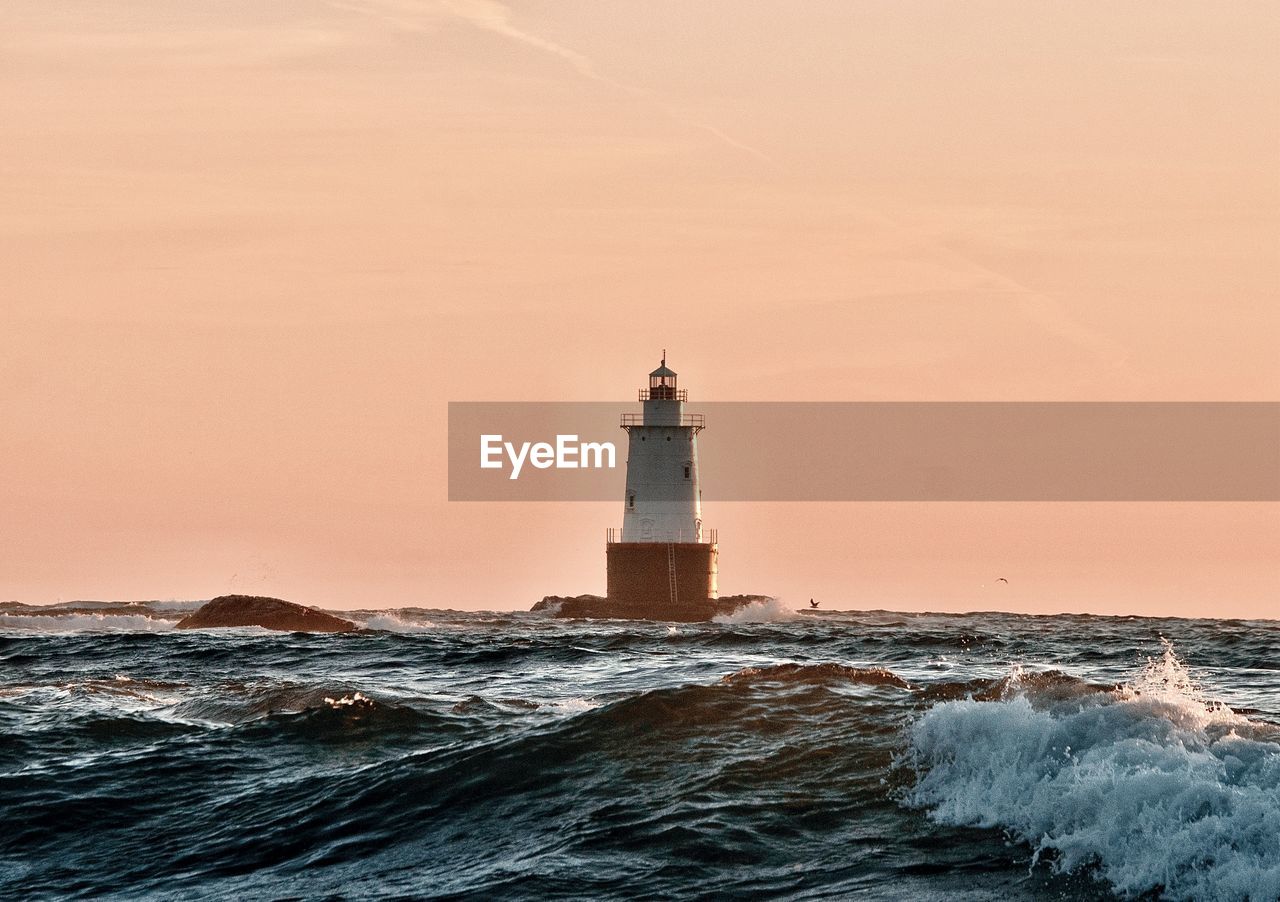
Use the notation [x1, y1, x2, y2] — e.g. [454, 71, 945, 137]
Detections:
[549, 541, 744, 622]
[526, 540, 738, 622]
[606, 541, 718, 608]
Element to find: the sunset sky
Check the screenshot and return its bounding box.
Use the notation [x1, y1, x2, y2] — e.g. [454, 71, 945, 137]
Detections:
[2, 1, 1277, 617]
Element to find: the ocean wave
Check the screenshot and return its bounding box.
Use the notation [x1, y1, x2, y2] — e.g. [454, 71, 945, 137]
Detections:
[712, 597, 798, 624]
[916, 668, 1113, 705]
[0, 613, 176, 633]
[4, 610, 1277, 899]
[160, 685, 455, 743]
[721, 662, 911, 689]
[169, 683, 387, 724]
[903, 643, 1280, 900]
[359, 613, 436, 633]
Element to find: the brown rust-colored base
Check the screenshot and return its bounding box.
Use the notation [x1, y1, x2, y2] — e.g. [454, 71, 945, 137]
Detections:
[606, 541, 718, 605]
[531, 539, 751, 622]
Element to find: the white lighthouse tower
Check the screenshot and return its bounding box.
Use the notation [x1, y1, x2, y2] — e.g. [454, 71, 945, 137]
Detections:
[606, 354, 718, 612]
[621, 355, 704, 542]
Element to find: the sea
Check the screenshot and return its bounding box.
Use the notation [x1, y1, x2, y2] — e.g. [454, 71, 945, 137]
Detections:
[1, 601, 1277, 901]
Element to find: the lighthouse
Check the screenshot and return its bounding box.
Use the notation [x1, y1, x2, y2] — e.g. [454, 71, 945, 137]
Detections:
[531, 354, 762, 620]
[606, 354, 719, 612]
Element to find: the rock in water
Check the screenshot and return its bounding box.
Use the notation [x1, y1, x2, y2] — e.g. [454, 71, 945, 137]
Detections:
[176, 595, 356, 633]
[531, 594, 771, 623]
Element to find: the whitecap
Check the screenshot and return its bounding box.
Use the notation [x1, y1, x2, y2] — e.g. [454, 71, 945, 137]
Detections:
[546, 697, 598, 715]
[359, 613, 436, 633]
[904, 643, 1280, 900]
[712, 597, 798, 624]
[324, 692, 372, 707]
[0, 613, 176, 633]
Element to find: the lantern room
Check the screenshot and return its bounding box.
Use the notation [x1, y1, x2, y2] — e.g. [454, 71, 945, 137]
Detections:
[643, 352, 685, 401]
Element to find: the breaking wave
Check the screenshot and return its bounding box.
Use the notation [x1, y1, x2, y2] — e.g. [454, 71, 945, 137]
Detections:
[3, 608, 1277, 899]
[903, 642, 1280, 900]
[359, 613, 436, 633]
[0, 613, 177, 633]
[712, 596, 798, 624]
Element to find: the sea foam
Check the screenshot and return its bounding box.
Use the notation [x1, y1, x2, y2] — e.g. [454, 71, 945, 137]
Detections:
[904, 643, 1280, 900]
[360, 613, 436, 633]
[0, 613, 177, 633]
[712, 597, 798, 624]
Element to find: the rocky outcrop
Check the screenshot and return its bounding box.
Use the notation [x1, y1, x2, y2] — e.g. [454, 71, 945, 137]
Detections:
[531, 594, 772, 623]
[0, 601, 176, 619]
[176, 595, 356, 633]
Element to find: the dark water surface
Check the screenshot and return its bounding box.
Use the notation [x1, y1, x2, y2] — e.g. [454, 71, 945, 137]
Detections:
[2, 604, 1278, 900]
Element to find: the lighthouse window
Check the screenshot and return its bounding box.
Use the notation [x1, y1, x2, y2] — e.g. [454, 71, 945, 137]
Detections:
[683, 465, 690, 479]
[666, 436, 671, 441]
[627, 492, 635, 510]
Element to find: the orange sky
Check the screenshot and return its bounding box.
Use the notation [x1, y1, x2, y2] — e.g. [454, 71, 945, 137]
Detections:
[2, 1, 1277, 616]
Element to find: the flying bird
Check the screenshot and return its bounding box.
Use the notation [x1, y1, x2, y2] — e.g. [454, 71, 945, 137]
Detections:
[809, 599, 820, 608]
[996, 578, 1009, 584]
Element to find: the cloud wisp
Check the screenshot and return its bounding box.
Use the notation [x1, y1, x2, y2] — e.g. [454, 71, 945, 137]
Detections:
[324, 0, 775, 165]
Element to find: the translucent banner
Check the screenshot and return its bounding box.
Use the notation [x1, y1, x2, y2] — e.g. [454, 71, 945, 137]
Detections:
[448, 402, 1280, 501]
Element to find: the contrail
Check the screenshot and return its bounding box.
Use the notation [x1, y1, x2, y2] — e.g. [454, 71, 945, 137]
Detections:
[876, 209, 1132, 376]
[927, 240, 1132, 375]
[324, 0, 775, 166]
[328, 0, 1107, 367]
[439, 0, 598, 79]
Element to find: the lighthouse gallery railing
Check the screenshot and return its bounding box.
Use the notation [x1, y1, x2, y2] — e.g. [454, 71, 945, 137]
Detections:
[619, 413, 704, 428]
[606, 528, 717, 544]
